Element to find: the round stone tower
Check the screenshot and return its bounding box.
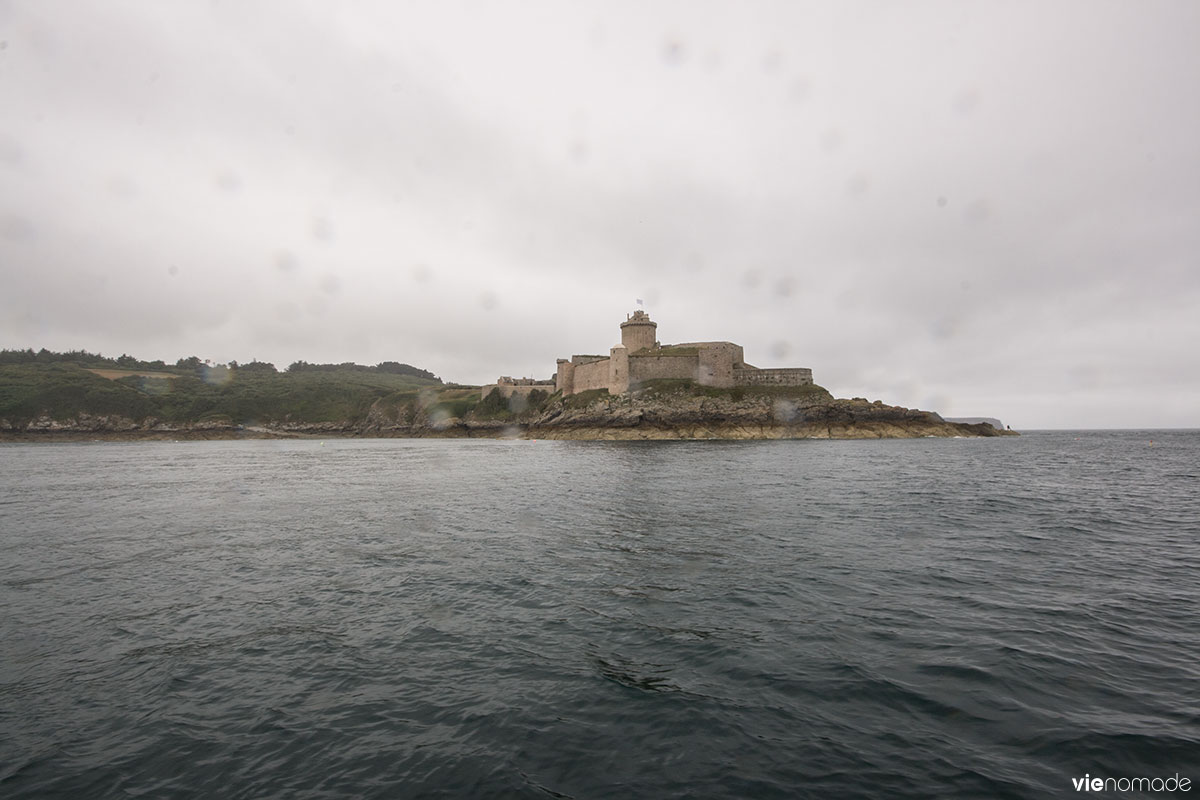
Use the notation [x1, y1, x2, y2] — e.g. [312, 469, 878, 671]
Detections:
[619, 310, 657, 352]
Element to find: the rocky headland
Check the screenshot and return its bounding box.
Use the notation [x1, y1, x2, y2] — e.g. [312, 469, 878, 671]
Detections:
[512, 389, 1012, 440]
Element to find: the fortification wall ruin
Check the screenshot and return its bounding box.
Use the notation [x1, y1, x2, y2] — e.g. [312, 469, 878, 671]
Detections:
[734, 367, 814, 387]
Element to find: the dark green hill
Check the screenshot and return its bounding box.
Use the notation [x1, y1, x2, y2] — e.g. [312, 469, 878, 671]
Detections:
[0, 352, 447, 429]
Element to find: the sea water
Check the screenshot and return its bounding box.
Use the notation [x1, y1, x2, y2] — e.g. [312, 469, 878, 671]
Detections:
[1, 431, 1197, 798]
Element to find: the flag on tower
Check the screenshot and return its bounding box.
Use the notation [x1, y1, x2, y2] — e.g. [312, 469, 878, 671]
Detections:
[636, 298, 644, 306]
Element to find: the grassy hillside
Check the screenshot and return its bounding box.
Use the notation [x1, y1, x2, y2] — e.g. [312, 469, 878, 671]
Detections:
[632, 378, 832, 401]
[0, 361, 451, 426]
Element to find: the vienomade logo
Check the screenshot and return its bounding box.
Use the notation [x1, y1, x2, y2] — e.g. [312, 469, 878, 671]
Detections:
[1072, 773, 1191, 792]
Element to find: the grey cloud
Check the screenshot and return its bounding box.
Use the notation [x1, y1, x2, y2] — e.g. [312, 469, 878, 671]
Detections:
[1, 0, 1197, 426]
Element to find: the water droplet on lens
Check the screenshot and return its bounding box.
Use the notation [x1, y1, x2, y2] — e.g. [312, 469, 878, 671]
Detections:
[311, 216, 334, 241]
[215, 171, 241, 193]
[275, 251, 298, 274]
[662, 38, 685, 65]
[821, 129, 844, 152]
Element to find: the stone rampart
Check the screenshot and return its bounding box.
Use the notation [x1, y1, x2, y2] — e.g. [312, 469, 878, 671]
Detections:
[571, 358, 611, 393]
[696, 342, 743, 388]
[734, 367, 814, 387]
[628, 354, 698, 384]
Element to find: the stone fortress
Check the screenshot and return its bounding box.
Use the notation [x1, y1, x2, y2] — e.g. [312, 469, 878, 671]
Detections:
[482, 310, 813, 399]
[557, 310, 814, 395]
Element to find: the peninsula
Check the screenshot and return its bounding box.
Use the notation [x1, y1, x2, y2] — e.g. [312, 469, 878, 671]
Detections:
[1, 312, 1014, 440]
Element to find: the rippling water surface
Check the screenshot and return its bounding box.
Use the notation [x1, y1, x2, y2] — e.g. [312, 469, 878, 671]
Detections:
[2, 432, 1198, 798]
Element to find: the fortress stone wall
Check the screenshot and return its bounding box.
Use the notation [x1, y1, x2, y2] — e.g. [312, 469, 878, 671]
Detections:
[480, 375, 555, 400]
[571, 358, 611, 394]
[628, 354, 698, 383]
[734, 367, 814, 387]
[694, 342, 744, 388]
[551, 311, 814, 396]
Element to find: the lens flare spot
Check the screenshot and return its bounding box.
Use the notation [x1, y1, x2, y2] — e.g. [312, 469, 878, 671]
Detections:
[201, 365, 233, 386]
[772, 400, 798, 423]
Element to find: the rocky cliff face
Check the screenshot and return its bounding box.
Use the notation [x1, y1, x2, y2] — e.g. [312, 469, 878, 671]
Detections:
[518, 389, 1013, 440]
[1, 414, 247, 438]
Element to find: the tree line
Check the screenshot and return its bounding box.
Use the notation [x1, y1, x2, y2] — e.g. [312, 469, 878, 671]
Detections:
[0, 349, 440, 382]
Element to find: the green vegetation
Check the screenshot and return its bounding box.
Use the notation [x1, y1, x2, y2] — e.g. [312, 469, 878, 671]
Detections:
[633, 378, 831, 402]
[475, 388, 507, 417]
[472, 387, 553, 420]
[285, 360, 437, 380]
[562, 388, 611, 408]
[0, 347, 176, 372]
[0, 348, 440, 381]
[0, 363, 158, 421]
[0, 349, 447, 427]
[428, 387, 485, 421]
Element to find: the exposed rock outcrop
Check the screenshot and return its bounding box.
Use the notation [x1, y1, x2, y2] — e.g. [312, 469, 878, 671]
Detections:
[521, 388, 1014, 440]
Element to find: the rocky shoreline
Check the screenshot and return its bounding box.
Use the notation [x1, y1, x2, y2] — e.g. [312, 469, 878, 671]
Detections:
[520, 392, 1013, 439]
[1, 389, 1015, 441]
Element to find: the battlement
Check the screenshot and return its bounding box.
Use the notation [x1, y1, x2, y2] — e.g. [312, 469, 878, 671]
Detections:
[733, 366, 813, 387]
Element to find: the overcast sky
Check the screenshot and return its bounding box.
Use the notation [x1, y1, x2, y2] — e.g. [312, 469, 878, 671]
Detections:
[2, 1, 1197, 428]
